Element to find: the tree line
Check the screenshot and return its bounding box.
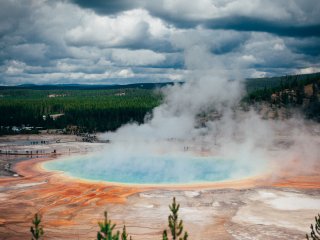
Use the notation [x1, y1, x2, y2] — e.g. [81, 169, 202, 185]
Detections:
[0, 88, 162, 134]
[243, 73, 320, 121]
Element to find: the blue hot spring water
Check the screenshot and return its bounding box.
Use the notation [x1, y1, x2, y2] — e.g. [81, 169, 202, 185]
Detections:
[44, 153, 254, 184]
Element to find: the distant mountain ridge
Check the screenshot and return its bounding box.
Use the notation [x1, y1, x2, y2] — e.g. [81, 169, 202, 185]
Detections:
[1, 72, 319, 92]
[0, 82, 179, 90]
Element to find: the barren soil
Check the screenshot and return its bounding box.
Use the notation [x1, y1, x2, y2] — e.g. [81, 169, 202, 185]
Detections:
[0, 134, 319, 239]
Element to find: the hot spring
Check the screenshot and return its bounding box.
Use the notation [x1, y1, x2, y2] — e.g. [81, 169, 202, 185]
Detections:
[44, 148, 264, 185]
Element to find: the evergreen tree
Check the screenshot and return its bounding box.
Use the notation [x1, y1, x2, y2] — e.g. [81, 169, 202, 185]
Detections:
[306, 214, 320, 240]
[163, 230, 168, 240]
[97, 211, 132, 240]
[97, 211, 120, 240]
[162, 197, 188, 240]
[296, 82, 305, 105]
[121, 225, 132, 240]
[30, 213, 44, 240]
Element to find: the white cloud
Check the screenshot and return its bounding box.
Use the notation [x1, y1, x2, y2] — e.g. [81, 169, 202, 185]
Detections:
[242, 33, 298, 68]
[273, 43, 285, 51]
[46, 68, 135, 80]
[296, 67, 320, 74]
[65, 9, 173, 48]
[249, 69, 268, 78]
[167, 73, 183, 81]
[56, 61, 81, 72]
[4, 60, 26, 75]
[117, 68, 135, 78]
[241, 54, 257, 63]
[111, 49, 166, 66]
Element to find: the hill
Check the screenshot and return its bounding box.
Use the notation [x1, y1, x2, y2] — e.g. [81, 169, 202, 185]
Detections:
[0, 82, 178, 91]
[245, 72, 320, 93]
[1, 73, 319, 135]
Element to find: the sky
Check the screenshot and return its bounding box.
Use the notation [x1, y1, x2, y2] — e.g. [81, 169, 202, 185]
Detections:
[0, 0, 320, 85]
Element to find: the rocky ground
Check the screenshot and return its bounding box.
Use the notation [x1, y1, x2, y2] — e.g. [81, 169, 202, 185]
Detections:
[0, 134, 105, 177]
[0, 134, 319, 239]
[119, 188, 320, 239]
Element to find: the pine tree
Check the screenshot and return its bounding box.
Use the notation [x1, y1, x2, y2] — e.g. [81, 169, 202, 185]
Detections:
[163, 230, 168, 240]
[306, 214, 320, 240]
[121, 225, 132, 240]
[97, 211, 120, 240]
[30, 213, 44, 240]
[97, 211, 132, 240]
[162, 197, 188, 240]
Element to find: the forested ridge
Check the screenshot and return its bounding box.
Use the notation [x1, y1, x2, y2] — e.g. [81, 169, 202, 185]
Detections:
[0, 88, 162, 134]
[244, 72, 320, 121]
[245, 72, 320, 100]
[1, 72, 319, 135]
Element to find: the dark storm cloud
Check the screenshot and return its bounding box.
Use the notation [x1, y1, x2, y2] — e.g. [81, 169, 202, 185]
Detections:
[70, 0, 320, 37]
[70, 0, 198, 29]
[209, 33, 249, 55]
[0, 0, 29, 37]
[70, 0, 136, 15]
[0, 0, 319, 85]
[284, 37, 320, 57]
[203, 17, 320, 38]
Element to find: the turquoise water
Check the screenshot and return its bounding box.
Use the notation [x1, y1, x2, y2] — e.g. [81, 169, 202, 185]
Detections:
[44, 153, 253, 184]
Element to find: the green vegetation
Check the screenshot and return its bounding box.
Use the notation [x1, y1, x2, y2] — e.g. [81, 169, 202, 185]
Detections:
[1, 73, 320, 135]
[245, 72, 320, 94]
[0, 88, 162, 134]
[244, 72, 320, 121]
[306, 213, 320, 240]
[30, 213, 44, 240]
[29, 200, 318, 239]
[121, 226, 132, 240]
[30, 197, 188, 240]
[163, 197, 188, 240]
[97, 211, 132, 240]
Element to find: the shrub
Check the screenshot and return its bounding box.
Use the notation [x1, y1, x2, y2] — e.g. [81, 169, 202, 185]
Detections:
[162, 197, 188, 240]
[30, 213, 44, 240]
[306, 213, 320, 240]
[97, 211, 132, 240]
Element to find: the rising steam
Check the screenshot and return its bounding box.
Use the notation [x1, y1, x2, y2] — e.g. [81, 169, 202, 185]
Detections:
[93, 43, 320, 182]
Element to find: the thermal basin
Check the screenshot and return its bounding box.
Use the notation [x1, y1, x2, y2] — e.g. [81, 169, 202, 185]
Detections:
[44, 150, 263, 185]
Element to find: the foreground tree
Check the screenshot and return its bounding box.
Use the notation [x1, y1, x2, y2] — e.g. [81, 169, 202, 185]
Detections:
[121, 225, 132, 240]
[306, 214, 320, 240]
[162, 197, 188, 240]
[97, 211, 132, 240]
[30, 213, 44, 240]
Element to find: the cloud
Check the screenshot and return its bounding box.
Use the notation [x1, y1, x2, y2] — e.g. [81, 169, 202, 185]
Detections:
[241, 55, 258, 63]
[111, 49, 166, 66]
[296, 67, 320, 74]
[0, 1, 178, 84]
[284, 37, 320, 57]
[4, 43, 48, 63]
[71, 0, 320, 37]
[3, 60, 26, 75]
[70, 0, 137, 15]
[0, 0, 319, 85]
[203, 16, 320, 37]
[1, 67, 135, 85]
[65, 8, 173, 50]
